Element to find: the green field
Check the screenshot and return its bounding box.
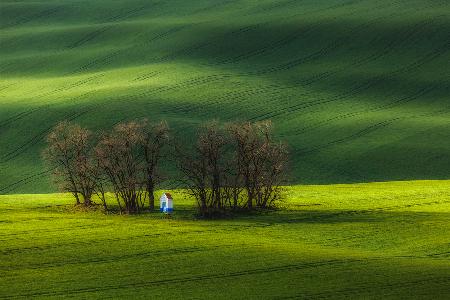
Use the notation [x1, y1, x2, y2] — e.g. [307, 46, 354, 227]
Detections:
[1, 2, 449, 298]
[1, 0, 449, 193]
[1, 181, 449, 299]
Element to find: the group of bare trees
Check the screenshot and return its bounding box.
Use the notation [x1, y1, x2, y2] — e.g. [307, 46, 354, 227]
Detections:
[43, 120, 169, 214]
[176, 121, 288, 216]
[43, 119, 288, 216]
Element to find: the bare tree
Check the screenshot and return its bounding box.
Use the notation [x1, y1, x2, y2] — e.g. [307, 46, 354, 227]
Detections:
[175, 121, 229, 216]
[176, 120, 288, 215]
[95, 121, 146, 214]
[141, 120, 169, 211]
[257, 140, 288, 208]
[42, 121, 96, 206]
[92, 158, 109, 211]
[228, 121, 262, 209]
[228, 120, 288, 209]
[222, 153, 244, 210]
[199, 121, 228, 210]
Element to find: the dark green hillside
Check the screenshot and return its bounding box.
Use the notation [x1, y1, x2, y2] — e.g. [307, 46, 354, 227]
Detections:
[0, 0, 449, 193]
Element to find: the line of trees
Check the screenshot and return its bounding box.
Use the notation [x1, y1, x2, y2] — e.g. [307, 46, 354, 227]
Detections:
[43, 119, 289, 216]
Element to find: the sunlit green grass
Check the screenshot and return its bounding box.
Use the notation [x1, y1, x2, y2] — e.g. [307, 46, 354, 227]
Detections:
[1, 0, 449, 193]
[1, 180, 449, 299]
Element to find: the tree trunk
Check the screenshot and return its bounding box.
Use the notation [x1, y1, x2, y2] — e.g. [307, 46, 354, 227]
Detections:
[200, 192, 207, 215]
[213, 173, 221, 209]
[101, 193, 108, 211]
[130, 193, 137, 214]
[147, 180, 155, 211]
[247, 189, 253, 209]
[74, 193, 81, 205]
[115, 193, 122, 213]
[83, 192, 92, 206]
[233, 190, 238, 210]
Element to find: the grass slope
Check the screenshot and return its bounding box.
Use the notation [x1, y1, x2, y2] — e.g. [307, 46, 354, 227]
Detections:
[0, 180, 449, 298]
[1, 0, 450, 193]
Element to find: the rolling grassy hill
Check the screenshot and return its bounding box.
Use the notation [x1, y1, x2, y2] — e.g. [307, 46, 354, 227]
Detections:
[1, 181, 449, 298]
[1, 0, 449, 193]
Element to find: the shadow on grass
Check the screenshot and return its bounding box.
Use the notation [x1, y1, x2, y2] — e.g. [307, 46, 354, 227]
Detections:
[206, 209, 450, 226]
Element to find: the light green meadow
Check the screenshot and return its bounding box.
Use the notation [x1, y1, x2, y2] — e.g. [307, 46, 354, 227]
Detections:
[1, 180, 449, 299]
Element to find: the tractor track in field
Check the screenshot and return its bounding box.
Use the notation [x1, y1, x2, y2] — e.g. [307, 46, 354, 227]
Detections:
[0, 96, 135, 194]
[0, 62, 17, 74]
[0, 77, 445, 195]
[290, 103, 450, 158]
[0, 222, 281, 266]
[0, 225, 200, 244]
[0, 168, 55, 195]
[67, 23, 196, 75]
[3, 201, 448, 259]
[0, 219, 270, 242]
[0, 93, 106, 178]
[290, 15, 448, 88]
[0, 74, 104, 131]
[0, 93, 99, 164]
[286, 105, 450, 181]
[172, 28, 442, 119]
[1, 8, 442, 119]
[154, 22, 267, 64]
[0, 232, 166, 255]
[0, 6, 65, 30]
[0, 115, 96, 190]
[67, 26, 112, 49]
[0, 244, 239, 273]
[245, 0, 301, 16]
[123, 14, 446, 118]
[0, 74, 106, 162]
[0, 2, 173, 76]
[424, 251, 450, 259]
[43, 74, 105, 97]
[205, 15, 339, 67]
[237, 4, 418, 76]
[0, 108, 43, 129]
[0, 82, 17, 93]
[188, 0, 239, 15]
[0, 0, 439, 78]
[0, 258, 374, 298]
[207, 5, 445, 83]
[144, 0, 395, 66]
[0, 1, 154, 71]
[284, 199, 450, 224]
[248, 38, 450, 122]
[149, 1, 339, 65]
[67, 4, 154, 49]
[159, 2, 361, 68]
[277, 276, 450, 299]
[244, 0, 367, 18]
[299, 23, 448, 94]
[132, 74, 235, 98]
[0, 1, 437, 116]
[296, 119, 399, 156]
[0, 21, 198, 141]
[1, 2, 448, 193]
[0, 223, 107, 241]
[124, 9, 445, 117]
[1, 78, 446, 194]
[131, 70, 163, 82]
[279, 83, 441, 138]
[0, 56, 47, 75]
